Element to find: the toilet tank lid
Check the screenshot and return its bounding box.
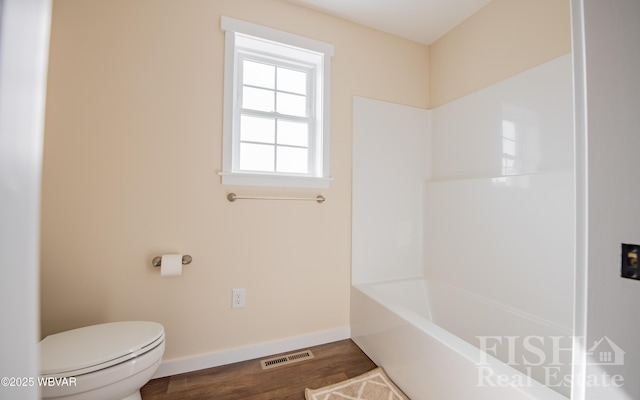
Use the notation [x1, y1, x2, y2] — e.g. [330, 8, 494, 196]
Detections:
[39, 321, 164, 375]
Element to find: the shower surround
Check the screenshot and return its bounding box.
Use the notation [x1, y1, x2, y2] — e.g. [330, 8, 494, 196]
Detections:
[351, 54, 574, 399]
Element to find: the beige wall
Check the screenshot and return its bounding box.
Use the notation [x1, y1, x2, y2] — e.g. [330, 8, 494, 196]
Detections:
[429, 0, 571, 107]
[41, 0, 429, 361]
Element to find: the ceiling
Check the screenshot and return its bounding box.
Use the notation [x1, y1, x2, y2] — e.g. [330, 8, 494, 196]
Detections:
[287, 0, 493, 45]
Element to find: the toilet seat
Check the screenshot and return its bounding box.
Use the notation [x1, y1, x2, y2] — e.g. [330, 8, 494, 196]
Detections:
[40, 321, 164, 377]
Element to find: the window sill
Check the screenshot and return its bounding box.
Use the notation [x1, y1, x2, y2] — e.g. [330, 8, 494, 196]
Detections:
[219, 172, 332, 189]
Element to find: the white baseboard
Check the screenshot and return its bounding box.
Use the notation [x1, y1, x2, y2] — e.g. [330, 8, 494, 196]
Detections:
[153, 326, 351, 379]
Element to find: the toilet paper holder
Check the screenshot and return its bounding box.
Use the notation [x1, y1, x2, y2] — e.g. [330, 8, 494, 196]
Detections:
[152, 255, 192, 268]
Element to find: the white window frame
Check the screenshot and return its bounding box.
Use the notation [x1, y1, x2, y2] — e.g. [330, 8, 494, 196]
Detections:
[220, 16, 334, 188]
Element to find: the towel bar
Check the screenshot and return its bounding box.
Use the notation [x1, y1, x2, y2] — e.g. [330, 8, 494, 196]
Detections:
[226, 193, 325, 203]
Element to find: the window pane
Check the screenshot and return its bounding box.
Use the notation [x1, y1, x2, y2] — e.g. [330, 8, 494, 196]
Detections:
[241, 115, 275, 144]
[502, 120, 516, 140]
[243, 86, 274, 112]
[277, 92, 306, 117]
[277, 120, 308, 147]
[503, 139, 516, 156]
[277, 67, 307, 95]
[276, 146, 308, 174]
[239, 143, 274, 172]
[243, 60, 275, 89]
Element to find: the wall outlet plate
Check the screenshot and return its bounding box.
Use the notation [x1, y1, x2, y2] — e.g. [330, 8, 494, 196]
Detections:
[232, 288, 246, 308]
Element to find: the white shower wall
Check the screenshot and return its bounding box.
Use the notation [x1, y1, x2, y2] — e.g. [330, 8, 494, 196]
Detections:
[353, 54, 574, 331]
[424, 53, 574, 330]
[423, 173, 574, 329]
[431, 54, 574, 180]
[352, 97, 431, 284]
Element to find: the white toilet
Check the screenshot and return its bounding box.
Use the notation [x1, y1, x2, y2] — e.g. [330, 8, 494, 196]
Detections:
[39, 321, 165, 400]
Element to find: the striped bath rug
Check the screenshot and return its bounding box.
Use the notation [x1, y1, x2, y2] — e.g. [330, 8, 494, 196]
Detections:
[305, 367, 410, 400]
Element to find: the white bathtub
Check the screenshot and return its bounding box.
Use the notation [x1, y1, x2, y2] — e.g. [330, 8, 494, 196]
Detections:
[351, 278, 571, 399]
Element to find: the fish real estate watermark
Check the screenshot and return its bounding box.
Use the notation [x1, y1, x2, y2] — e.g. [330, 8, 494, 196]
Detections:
[475, 335, 626, 389]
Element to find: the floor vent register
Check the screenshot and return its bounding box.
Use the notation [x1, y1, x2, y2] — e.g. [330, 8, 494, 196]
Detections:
[260, 349, 315, 370]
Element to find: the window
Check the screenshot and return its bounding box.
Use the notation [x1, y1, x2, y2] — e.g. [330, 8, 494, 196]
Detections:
[220, 17, 334, 188]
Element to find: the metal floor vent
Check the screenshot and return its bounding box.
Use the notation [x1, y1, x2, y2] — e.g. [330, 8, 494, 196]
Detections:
[260, 349, 314, 370]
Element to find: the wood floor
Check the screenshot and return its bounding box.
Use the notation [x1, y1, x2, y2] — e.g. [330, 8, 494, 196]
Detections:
[141, 339, 377, 400]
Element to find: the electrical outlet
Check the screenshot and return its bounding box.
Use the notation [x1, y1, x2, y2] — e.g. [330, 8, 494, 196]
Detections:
[622, 243, 640, 280]
[232, 288, 246, 308]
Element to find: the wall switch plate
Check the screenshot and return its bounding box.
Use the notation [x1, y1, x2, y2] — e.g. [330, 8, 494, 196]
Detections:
[621, 243, 640, 280]
[232, 288, 246, 308]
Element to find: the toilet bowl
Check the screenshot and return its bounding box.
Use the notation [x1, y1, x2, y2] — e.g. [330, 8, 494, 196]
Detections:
[39, 321, 165, 400]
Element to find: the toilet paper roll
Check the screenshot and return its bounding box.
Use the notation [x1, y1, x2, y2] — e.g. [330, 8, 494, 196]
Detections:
[160, 254, 183, 277]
